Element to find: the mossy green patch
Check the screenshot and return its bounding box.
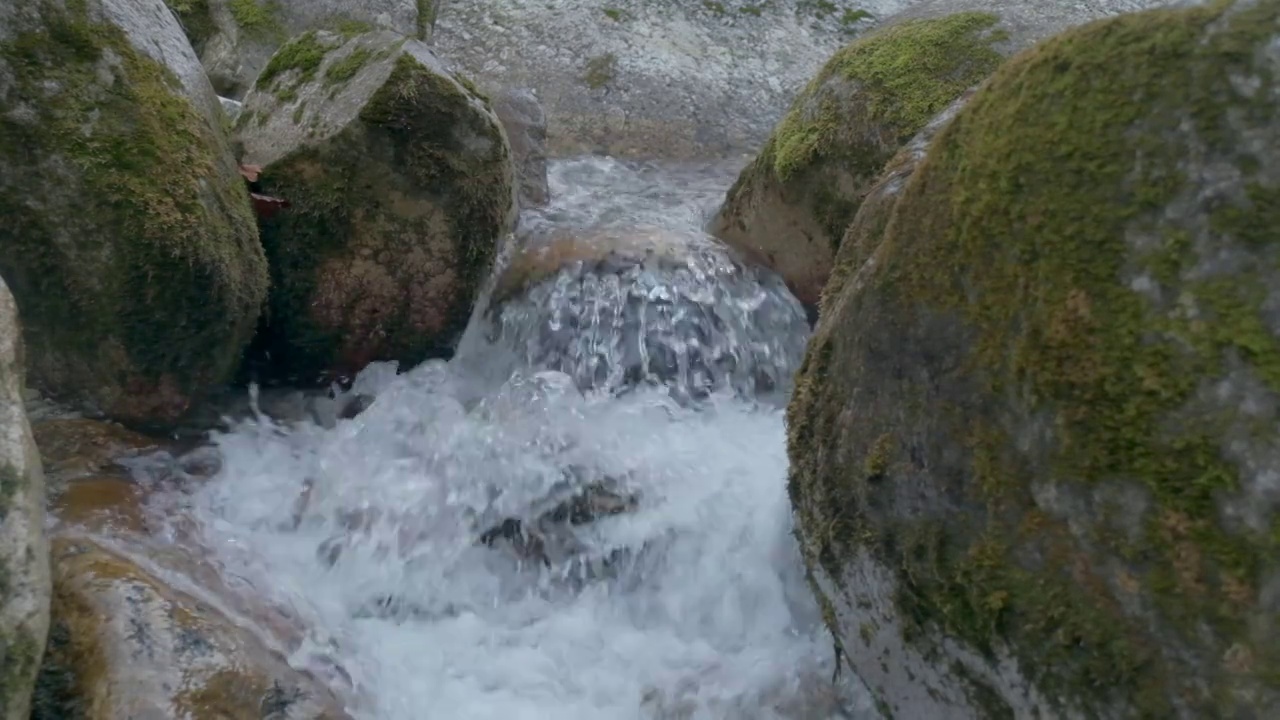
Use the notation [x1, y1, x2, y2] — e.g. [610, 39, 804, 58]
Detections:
[583, 52, 617, 89]
[769, 11, 1005, 181]
[416, 0, 436, 39]
[0, 0, 266, 422]
[251, 52, 509, 381]
[227, 0, 282, 39]
[257, 30, 330, 92]
[325, 46, 375, 86]
[602, 7, 633, 22]
[790, 0, 1280, 715]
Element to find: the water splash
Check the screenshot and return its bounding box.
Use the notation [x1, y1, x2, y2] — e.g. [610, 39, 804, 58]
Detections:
[185, 157, 878, 719]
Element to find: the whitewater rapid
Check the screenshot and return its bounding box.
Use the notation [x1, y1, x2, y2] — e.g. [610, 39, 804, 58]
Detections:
[185, 157, 878, 720]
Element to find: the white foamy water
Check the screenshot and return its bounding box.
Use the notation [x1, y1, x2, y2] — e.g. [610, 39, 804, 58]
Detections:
[187, 157, 878, 720]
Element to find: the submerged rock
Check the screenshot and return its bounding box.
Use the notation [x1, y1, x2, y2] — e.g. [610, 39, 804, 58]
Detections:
[32, 537, 349, 720]
[485, 225, 810, 401]
[168, 0, 432, 98]
[433, 0, 885, 159]
[0, 0, 269, 426]
[237, 29, 516, 384]
[711, 0, 1186, 311]
[789, 1, 1280, 717]
[0, 276, 51, 720]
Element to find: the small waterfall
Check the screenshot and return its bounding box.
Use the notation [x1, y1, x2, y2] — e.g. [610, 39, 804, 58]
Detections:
[183, 157, 878, 719]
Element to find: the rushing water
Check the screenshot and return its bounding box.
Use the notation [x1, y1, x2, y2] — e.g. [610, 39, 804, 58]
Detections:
[186, 157, 878, 720]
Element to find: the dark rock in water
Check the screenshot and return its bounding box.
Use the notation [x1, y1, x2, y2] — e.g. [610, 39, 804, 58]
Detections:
[485, 225, 809, 403]
[237, 29, 517, 385]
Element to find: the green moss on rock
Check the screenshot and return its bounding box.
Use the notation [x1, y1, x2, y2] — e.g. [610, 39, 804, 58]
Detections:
[256, 30, 329, 93]
[790, 0, 1280, 715]
[248, 49, 512, 382]
[227, 0, 282, 39]
[0, 0, 268, 424]
[711, 12, 1005, 310]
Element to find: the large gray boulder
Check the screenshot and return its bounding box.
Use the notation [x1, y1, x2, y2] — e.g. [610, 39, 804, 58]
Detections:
[433, 0, 895, 160]
[0, 0, 268, 426]
[0, 276, 51, 720]
[789, 0, 1280, 717]
[710, 0, 1193, 312]
[165, 0, 432, 98]
[237, 29, 516, 383]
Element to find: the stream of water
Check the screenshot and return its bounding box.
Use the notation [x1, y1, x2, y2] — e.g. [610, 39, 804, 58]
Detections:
[185, 157, 877, 720]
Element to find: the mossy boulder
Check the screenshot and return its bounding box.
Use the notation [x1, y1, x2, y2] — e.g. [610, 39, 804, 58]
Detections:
[711, 0, 1184, 312]
[0, 0, 269, 427]
[0, 276, 51, 720]
[788, 1, 1280, 717]
[819, 87, 977, 311]
[238, 30, 516, 384]
[189, 0, 431, 98]
[31, 537, 348, 720]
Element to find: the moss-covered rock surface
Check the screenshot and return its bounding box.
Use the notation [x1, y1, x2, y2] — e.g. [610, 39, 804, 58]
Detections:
[0, 0, 268, 427]
[237, 30, 516, 384]
[192, 0, 429, 98]
[0, 275, 51, 720]
[709, 10, 1007, 310]
[788, 0, 1280, 717]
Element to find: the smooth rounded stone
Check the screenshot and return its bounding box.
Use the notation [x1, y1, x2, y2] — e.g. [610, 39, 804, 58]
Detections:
[0, 275, 51, 720]
[483, 225, 810, 402]
[490, 86, 550, 209]
[237, 29, 517, 385]
[31, 537, 350, 720]
[710, 0, 1192, 312]
[0, 0, 268, 426]
[433, 0, 891, 160]
[167, 0, 432, 99]
[789, 1, 1280, 717]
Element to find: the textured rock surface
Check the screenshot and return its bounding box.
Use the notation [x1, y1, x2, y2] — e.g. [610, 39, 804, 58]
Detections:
[491, 86, 550, 209]
[0, 276, 51, 720]
[0, 0, 268, 426]
[434, 0, 902, 159]
[169, 0, 430, 98]
[789, 1, 1280, 717]
[31, 537, 349, 720]
[238, 29, 516, 383]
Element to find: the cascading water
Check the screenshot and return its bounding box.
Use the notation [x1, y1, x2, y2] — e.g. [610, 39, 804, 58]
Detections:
[185, 157, 878, 719]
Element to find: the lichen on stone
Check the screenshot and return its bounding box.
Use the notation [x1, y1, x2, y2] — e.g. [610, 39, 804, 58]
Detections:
[789, 0, 1280, 715]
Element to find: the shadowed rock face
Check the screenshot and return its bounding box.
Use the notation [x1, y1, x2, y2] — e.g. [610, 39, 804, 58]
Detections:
[236, 29, 516, 385]
[433, 0, 899, 160]
[789, 1, 1280, 717]
[0, 274, 51, 720]
[0, 0, 268, 426]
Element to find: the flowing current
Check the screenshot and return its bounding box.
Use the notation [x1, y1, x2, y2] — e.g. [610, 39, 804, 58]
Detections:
[186, 157, 877, 719]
